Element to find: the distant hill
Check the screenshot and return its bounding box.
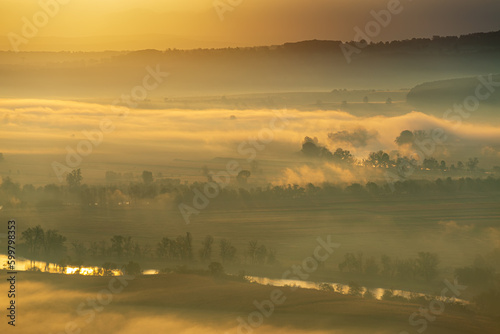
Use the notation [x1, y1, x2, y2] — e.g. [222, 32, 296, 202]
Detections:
[1, 30, 500, 98]
[407, 74, 500, 108]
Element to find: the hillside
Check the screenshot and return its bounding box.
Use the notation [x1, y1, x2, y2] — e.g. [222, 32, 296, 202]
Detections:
[1, 30, 500, 98]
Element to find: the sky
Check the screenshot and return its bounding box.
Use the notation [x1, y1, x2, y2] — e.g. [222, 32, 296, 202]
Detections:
[1, 0, 500, 50]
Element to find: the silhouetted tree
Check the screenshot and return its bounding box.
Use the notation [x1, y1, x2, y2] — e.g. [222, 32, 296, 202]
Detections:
[220, 239, 237, 264]
[66, 169, 82, 190]
[111, 235, 125, 258]
[416, 252, 439, 281]
[122, 261, 142, 275]
[367, 151, 391, 168]
[237, 170, 251, 185]
[199, 235, 214, 263]
[44, 229, 66, 260]
[467, 157, 479, 172]
[333, 148, 354, 165]
[21, 225, 45, 259]
[395, 130, 414, 146]
[208, 262, 224, 277]
[423, 157, 439, 170]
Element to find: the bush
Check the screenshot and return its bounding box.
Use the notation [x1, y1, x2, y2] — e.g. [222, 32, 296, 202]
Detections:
[122, 261, 142, 276]
[208, 262, 224, 277]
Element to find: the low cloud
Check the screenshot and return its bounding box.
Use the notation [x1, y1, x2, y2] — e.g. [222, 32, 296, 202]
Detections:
[438, 220, 474, 234]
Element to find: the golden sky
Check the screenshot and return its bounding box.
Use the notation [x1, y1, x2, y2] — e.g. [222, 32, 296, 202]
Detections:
[1, 0, 499, 51]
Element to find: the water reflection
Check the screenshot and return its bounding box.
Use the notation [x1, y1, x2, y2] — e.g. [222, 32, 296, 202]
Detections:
[246, 276, 468, 304]
[1, 254, 467, 304]
[0, 254, 122, 276]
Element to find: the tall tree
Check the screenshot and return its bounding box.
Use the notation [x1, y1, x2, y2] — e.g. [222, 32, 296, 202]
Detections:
[199, 235, 214, 263]
[44, 229, 67, 260]
[416, 252, 439, 281]
[220, 239, 237, 264]
[111, 235, 125, 258]
[66, 169, 82, 190]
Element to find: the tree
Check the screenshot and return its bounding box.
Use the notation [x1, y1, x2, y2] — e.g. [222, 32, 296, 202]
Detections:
[455, 266, 494, 287]
[44, 229, 67, 260]
[416, 252, 439, 281]
[133, 242, 143, 259]
[339, 252, 363, 273]
[267, 248, 277, 265]
[157, 237, 171, 259]
[123, 236, 134, 258]
[66, 169, 82, 190]
[366, 182, 380, 195]
[122, 261, 142, 276]
[380, 255, 394, 277]
[220, 239, 237, 264]
[395, 130, 414, 146]
[110, 235, 125, 258]
[184, 232, 193, 261]
[21, 225, 45, 259]
[237, 170, 251, 185]
[423, 157, 439, 170]
[255, 245, 268, 265]
[301, 137, 333, 159]
[364, 257, 379, 275]
[440, 160, 447, 171]
[208, 262, 224, 277]
[199, 235, 214, 263]
[367, 151, 392, 168]
[72, 242, 87, 263]
[466, 157, 479, 172]
[247, 240, 258, 264]
[333, 148, 354, 165]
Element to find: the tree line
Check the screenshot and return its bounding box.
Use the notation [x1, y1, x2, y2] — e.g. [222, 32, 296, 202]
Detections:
[19, 227, 277, 270]
[2, 173, 500, 210]
[338, 252, 440, 282]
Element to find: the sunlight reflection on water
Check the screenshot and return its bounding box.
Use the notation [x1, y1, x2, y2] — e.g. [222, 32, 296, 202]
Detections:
[0, 254, 466, 304]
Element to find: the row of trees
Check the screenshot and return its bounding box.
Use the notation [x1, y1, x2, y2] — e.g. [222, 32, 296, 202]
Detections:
[302, 135, 483, 172]
[19, 229, 277, 268]
[21, 226, 67, 262]
[3, 174, 500, 210]
[338, 252, 440, 281]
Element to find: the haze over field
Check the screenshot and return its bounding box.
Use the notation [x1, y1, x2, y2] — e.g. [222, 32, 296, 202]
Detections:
[1, 98, 500, 186]
[1, 1, 500, 334]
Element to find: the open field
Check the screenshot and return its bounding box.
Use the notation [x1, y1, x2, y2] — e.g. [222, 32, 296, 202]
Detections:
[0, 271, 498, 334]
[3, 192, 499, 275]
